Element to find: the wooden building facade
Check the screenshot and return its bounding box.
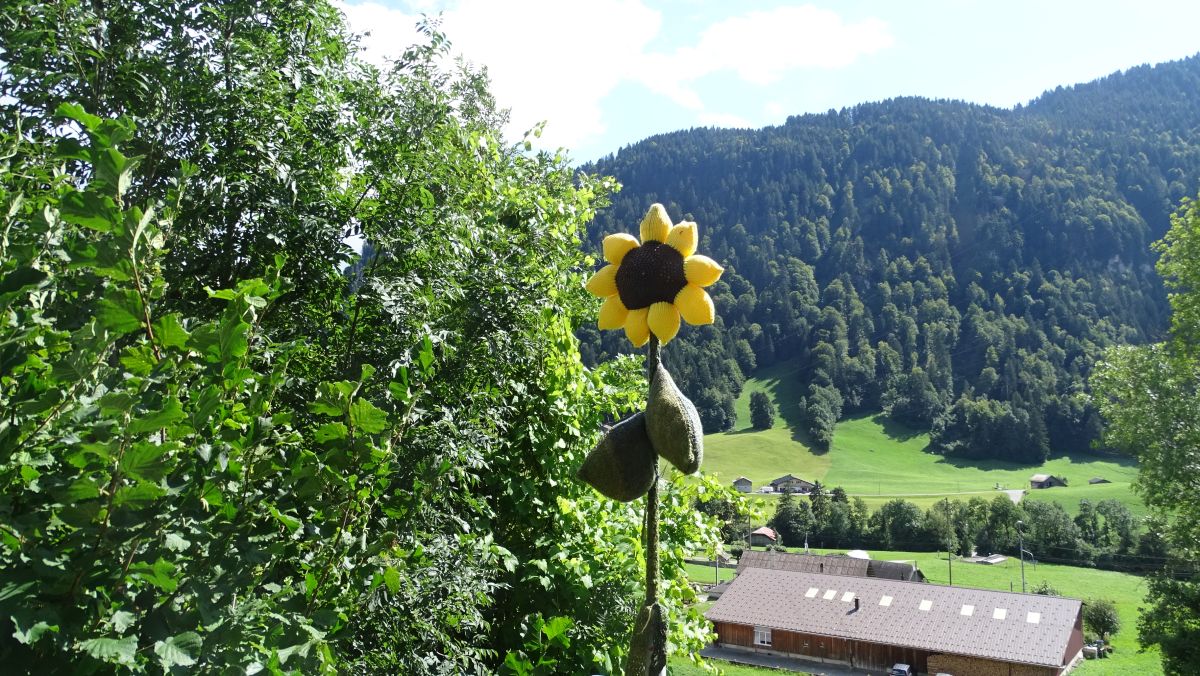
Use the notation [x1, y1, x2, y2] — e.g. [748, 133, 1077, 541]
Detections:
[706, 567, 1084, 675]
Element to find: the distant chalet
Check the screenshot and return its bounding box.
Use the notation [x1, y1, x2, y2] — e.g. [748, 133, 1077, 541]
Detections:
[739, 550, 925, 583]
[706, 567, 1084, 675]
[732, 476, 752, 492]
[1030, 474, 1068, 489]
[770, 474, 815, 494]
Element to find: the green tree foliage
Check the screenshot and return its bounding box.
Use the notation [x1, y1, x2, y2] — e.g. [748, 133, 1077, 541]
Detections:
[696, 495, 749, 544]
[584, 57, 1200, 460]
[768, 492, 814, 548]
[0, 4, 733, 671]
[869, 499, 927, 550]
[1083, 598, 1122, 641]
[749, 391, 775, 429]
[930, 395, 1049, 463]
[1094, 193, 1200, 673]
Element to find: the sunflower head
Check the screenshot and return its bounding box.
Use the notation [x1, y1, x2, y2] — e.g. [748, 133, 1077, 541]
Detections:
[586, 204, 724, 346]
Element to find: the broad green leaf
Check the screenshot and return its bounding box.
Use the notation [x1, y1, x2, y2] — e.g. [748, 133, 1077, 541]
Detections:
[383, 566, 401, 594]
[11, 612, 58, 645]
[153, 313, 190, 349]
[64, 478, 101, 501]
[96, 291, 142, 336]
[349, 398, 388, 434]
[154, 631, 202, 668]
[55, 102, 102, 130]
[313, 422, 347, 443]
[269, 505, 301, 533]
[163, 532, 191, 552]
[111, 610, 136, 633]
[0, 266, 48, 311]
[52, 355, 93, 384]
[113, 482, 166, 508]
[118, 442, 170, 481]
[128, 398, 185, 434]
[98, 391, 135, 415]
[541, 616, 572, 644]
[218, 317, 249, 360]
[79, 635, 137, 666]
[129, 558, 178, 593]
[60, 191, 118, 232]
[120, 345, 157, 376]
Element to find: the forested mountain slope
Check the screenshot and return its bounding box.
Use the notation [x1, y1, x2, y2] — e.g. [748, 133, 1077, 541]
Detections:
[581, 55, 1200, 462]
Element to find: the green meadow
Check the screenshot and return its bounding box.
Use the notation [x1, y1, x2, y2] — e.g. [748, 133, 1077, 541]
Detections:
[680, 546, 1159, 675]
[704, 359, 1144, 517]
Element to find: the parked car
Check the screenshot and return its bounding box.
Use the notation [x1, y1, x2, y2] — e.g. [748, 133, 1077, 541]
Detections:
[889, 664, 913, 676]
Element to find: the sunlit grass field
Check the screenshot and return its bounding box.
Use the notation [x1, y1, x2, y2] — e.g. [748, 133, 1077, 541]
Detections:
[703, 359, 1143, 517]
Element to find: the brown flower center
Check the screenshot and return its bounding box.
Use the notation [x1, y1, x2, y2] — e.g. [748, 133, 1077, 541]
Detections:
[616, 241, 687, 310]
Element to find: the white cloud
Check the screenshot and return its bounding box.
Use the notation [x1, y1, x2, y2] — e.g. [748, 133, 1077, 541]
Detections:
[338, 0, 660, 152]
[637, 5, 893, 110]
[336, 2, 891, 154]
[764, 101, 786, 119]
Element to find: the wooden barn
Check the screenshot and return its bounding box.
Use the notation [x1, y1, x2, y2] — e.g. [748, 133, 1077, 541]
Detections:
[1030, 474, 1068, 489]
[706, 568, 1084, 675]
[749, 526, 777, 547]
[738, 549, 926, 583]
[733, 476, 753, 492]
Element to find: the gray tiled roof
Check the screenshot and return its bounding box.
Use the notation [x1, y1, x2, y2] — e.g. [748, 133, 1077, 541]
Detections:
[706, 568, 1081, 668]
[738, 550, 869, 577]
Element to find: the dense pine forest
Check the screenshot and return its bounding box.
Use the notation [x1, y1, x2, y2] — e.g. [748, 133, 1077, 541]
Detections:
[582, 55, 1200, 462]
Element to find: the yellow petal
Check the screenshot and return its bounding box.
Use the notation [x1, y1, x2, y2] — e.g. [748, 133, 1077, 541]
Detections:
[675, 284, 715, 325]
[598, 294, 628, 330]
[625, 308, 650, 347]
[585, 264, 618, 297]
[648, 302, 681, 345]
[666, 221, 698, 257]
[639, 203, 671, 244]
[684, 255, 724, 287]
[603, 233, 639, 265]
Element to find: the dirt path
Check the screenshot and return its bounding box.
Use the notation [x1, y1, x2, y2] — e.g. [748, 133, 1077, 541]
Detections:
[844, 489, 1027, 504]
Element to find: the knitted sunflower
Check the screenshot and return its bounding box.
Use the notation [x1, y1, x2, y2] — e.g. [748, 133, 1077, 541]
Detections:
[585, 204, 724, 346]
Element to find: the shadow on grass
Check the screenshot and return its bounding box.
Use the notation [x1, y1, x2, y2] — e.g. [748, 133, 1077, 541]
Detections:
[871, 413, 925, 442]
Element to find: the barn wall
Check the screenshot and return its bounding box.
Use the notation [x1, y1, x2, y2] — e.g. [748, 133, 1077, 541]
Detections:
[713, 622, 752, 647]
[927, 653, 1057, 676]
[848, 639, 929, 673]
[1060, 610, 1085, 673]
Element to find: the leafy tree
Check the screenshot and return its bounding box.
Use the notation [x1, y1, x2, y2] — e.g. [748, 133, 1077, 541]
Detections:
[1084, 598, 1122, 642]
[769, 492, 814, 548]
[749, 391, 776, 429]
[696, 496, 749, 544]
[1094, 193, 1200, 673]
[869, 499, 926, 550]
[927, 499, 961, 557]
[0, 6, 731, 671]
[1095, 499, 1136, 553]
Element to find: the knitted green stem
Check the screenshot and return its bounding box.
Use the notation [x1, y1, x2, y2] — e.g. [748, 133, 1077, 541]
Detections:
[645, 336, 660, 605]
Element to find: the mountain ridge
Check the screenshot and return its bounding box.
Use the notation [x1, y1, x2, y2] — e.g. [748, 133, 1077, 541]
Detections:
[580, 53, 1200, 463]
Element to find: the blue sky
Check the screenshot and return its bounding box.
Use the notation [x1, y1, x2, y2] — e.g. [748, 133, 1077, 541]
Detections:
[339, 1, 1200, 163]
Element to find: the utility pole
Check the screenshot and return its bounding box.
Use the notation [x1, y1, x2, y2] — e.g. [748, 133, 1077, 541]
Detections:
[1017, 520, 1026, 593]
[947, 540, 953, 586]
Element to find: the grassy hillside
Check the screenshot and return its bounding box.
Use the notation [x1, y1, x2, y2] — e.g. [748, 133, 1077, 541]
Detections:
[681, 547, 1159, 675]
[703, 359, 1143, 516]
